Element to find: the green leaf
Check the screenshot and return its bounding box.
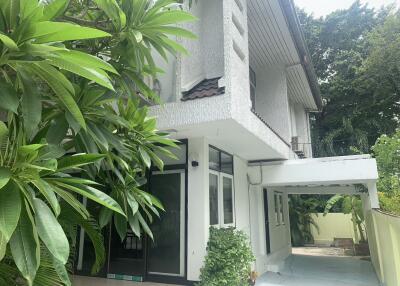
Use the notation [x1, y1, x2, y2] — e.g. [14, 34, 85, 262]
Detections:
[33, 198, 69, 264]
[0, 32, 19, 50]
[93, 0, 126, 30]
[45, 115, 69, 145]
[137, 212, 153, 240]
[0, 122, 8, 146]
[30, 21, 111, 43]
[57, 153, 106, 171]
[0, 182, 21, 241]
[20, 71, 42, 139]
[40, 0, 69, 21]
[114, 213, 127, 241]
[54, 182, 125, 216]
[32, 180, 60, 216]
[0, 81, 19, 113]
[18, 144, 47, 156]
[139, 147, 151, 168]
[99, 207, 113, 229]
[127, 192, 139, 216]
[0, 232, 6, 261]
[145, 10, 197, 26]
[28, 63, 86, 130]
[10, 201, 40, 286]
[52, 257, 71, 286]
[0, 167, 11, 190]
[128, 212, 140, 238]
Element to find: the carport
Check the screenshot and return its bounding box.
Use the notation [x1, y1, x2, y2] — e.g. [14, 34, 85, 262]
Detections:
[247, 155, 380, 285]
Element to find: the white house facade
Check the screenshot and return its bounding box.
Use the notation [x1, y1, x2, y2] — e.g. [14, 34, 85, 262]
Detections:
[75, 0, 380, 284]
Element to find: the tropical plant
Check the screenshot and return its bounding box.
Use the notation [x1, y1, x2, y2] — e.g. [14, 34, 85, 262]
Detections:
[372, 131, 400, 215]
[324, 194, 366, 242]
[197, 227, 255, 286]
[0, 0, 196, 285]
[289, 195, 319, 246]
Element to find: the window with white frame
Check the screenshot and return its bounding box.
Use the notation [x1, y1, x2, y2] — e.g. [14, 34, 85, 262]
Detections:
[209, 146, 235, 227]
[274, 192, 284, 225]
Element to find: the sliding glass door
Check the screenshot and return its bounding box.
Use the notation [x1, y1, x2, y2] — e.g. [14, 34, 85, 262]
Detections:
[147, 170, 185, 277]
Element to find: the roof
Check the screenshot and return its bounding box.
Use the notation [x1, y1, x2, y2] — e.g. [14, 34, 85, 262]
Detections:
[278, 0, 323, 111]
[181, 77, 225, 101]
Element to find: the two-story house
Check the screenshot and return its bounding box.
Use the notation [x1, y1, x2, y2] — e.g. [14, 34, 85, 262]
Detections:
[75, 0, 380, 285]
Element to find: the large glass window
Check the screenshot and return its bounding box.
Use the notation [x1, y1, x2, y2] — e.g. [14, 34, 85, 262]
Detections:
[222, 176, 234, 224]
[209, 173, 219, 226]
[208, 146, 235, 227]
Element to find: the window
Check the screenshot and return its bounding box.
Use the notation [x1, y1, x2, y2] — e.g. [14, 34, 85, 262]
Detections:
[209, 146, 233, 175]
[209, 173, 219, 225]
[209, 146, 235, 227]
[274, 192, 285, 225]
[249, 67, 256, 111]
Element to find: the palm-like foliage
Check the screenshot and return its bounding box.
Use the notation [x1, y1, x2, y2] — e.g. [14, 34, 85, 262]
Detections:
[289, 195, 320, 247]
[0, 0, 196, 285]
[324, 194, 366, 242]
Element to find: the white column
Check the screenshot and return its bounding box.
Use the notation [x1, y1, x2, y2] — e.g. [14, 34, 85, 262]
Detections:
[367, 182, 380, 209]
[187, 137, 209, 281]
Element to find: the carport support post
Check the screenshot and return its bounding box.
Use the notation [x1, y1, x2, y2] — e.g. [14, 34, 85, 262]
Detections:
[366, 182, 380, 209]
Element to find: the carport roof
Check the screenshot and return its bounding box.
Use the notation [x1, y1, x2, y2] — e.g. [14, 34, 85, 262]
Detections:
[248, 155, 379, 188]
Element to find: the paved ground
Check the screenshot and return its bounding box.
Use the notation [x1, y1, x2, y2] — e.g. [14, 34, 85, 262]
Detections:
[256, 254, 380, 286]
[73, 276, 179, 286]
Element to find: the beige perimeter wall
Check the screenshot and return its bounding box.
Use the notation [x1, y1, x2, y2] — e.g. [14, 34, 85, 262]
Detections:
[366, 210, 400, 286]
[310, 213, 365, 245]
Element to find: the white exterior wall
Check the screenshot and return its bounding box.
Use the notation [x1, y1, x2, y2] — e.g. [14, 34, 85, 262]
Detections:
[181, 0, 224, 91]
[187, 137, 210, 281]
[253, 66, 291, 142]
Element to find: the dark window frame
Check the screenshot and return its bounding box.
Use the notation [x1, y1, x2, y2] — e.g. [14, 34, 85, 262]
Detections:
[208, 145, 234, 175]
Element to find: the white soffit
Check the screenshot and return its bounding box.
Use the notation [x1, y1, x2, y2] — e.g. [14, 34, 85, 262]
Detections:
[287, 64, 317, 110]
[248, 0, 299, 68]
[248, 0, 317, 110]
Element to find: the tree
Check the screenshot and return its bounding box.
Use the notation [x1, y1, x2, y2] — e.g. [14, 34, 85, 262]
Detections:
[0, 0, 195, 285]
[298, 1, 394, 157]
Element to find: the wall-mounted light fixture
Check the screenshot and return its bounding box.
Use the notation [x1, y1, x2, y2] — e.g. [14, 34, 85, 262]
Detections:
[191, 161, 199, 167]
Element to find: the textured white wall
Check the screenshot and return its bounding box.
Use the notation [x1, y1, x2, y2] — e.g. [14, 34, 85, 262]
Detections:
[152, 51, 177, 103]
[234, 155, 251, 237]
[181, 0, 224, 91]
[253, 66, 291, 142]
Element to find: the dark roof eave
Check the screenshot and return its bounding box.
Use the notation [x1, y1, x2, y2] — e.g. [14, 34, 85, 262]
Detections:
[278, 0, 323, 112]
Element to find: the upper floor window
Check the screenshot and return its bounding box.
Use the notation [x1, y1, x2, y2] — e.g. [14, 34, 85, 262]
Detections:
[209, 146, 235, 227]
[249, 67, 256, 111]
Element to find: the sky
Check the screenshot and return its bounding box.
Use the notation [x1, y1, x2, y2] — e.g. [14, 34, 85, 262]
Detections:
[295, 0, 399, 17]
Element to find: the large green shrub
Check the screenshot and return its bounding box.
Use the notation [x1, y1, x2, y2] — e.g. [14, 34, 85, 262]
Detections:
[372, 131, 400, 215]
[198, 227, 255, 286]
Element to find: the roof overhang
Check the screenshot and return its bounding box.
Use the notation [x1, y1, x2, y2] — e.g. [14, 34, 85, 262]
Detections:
[248, 0, 323, 111]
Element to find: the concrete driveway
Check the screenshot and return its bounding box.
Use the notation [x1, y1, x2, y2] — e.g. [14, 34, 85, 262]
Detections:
[256, 254, 380, 286]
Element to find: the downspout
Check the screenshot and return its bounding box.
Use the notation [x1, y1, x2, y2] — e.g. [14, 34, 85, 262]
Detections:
[247, 165, 263, 271]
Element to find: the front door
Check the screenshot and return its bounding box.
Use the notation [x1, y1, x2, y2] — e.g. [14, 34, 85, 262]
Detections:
[147, 170, 186, 277]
